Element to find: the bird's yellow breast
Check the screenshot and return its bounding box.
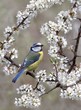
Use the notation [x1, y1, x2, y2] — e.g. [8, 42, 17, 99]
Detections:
[27, 51, 43, 71]
[38, 51, 44, 62]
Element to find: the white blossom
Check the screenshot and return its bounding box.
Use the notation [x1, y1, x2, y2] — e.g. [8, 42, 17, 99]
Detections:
[0, 47, 10, 64]
[47, 73, 56, 81]
[40, 21, 61, 36]
[16, 84, 33, 95]
[3, 36, 15, 50]
[15, 84, 41, 108]
[58, 66, 81, 86]
[58, 71, 67, 85]
[4, 26, 12, 38]
[58, 36, 67, 48]
[46, 72, 56, 86]
[3, 40, 12, 49]
[55, 10, 76, 33]
[0, 49, 6, 61]
[60, 84, 81, 100]
[15, 94, 41, 108]
[47, 34, 59, 44]
[35, 84, 46, 96]
[16, 7, 37, 29]
[9, 48, 18, 59]
[36, 70, 47, 82]
[3, 63, 17, 75]
[66, 68, 81, 86]
[30, 0, 64, 11]
[48, 45, 59, 57]
[41, 9, 77, 35]
[17, 0, 65, 29]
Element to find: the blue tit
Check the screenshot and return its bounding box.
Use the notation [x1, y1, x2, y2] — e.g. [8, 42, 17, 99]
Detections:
[12, 43, 44, 83]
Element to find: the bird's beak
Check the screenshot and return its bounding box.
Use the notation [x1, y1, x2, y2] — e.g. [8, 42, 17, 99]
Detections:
[41, 44, 44, 47]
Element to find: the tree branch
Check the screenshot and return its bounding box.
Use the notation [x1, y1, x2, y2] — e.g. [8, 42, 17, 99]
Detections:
[7, 16, 30, 38]
[4, 55, 19, 68]
[68, 25, 81, 73]
[33, 82, 39, 90]
[40, 83, 60, 97]
[39, 75, 81, 97]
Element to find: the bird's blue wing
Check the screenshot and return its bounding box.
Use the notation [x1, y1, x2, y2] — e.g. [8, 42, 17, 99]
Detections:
[21, 52, 40, 68]
[12, 69, 25, 83]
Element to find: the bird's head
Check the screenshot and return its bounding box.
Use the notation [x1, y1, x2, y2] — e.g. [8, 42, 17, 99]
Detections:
[30, 43, 43, 52]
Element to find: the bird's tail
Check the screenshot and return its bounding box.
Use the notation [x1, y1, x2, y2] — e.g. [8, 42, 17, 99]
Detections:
[12, 69, 25, 83]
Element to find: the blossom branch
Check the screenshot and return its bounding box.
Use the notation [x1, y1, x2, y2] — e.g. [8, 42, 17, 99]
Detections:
[40, 83, 60, 97]
[68, 25, 81, 73]
[4, 55, 19, 68]
[39, 74, 81, 97]
[41, 75, 81, 97]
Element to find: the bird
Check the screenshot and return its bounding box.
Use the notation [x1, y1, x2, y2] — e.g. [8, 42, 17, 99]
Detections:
[12, 43, 44, 83]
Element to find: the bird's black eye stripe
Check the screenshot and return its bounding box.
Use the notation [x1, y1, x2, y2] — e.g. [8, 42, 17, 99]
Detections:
[34, 45, 41, 47]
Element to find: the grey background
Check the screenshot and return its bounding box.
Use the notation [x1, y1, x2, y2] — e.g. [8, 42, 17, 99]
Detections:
[0, 0, 81, 110]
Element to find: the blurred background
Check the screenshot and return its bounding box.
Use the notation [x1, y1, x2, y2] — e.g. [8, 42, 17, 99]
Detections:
[0, 0, 81, 110]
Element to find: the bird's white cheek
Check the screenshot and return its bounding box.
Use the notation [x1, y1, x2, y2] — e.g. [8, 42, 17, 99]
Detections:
[32, 47, 41, 52]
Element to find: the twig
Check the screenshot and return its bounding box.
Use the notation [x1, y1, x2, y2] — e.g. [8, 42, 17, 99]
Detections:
[77, 18, 81, 22]
[40, 83, 60, 97]
[4, 55, 19, 68]
[67, 77, 81, 88]
[68, 25, 81, 73]
[33, 82, 39, 90]
[7, 16, 29, 38]
[26, 71, 35, 79]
